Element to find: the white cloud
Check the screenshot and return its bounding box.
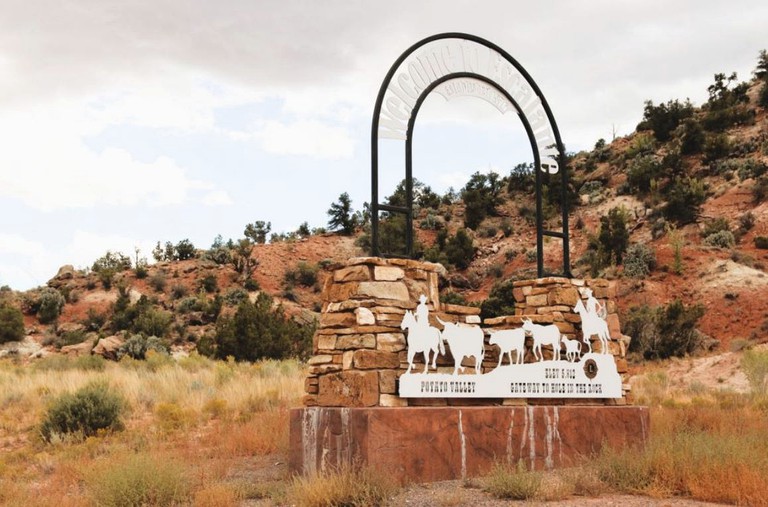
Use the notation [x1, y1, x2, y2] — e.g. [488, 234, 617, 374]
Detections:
[0, 101, 226, 211]
[202, 190, 234, 207]
[249, 119, 355, 160]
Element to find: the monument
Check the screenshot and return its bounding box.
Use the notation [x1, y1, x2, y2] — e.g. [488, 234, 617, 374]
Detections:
[289, 34, 648, 483]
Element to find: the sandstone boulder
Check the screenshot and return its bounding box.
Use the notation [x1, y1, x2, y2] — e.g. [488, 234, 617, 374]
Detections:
[93, 335, 124, 360]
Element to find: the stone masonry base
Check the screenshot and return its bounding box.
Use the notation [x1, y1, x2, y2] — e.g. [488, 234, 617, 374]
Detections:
[289, 406, 649, 483]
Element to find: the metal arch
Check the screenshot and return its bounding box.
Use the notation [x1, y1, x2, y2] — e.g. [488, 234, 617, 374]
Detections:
[370, 33, 571, 277]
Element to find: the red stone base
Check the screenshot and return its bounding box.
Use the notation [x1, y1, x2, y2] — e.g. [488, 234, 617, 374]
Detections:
[289, 406, 649, 483]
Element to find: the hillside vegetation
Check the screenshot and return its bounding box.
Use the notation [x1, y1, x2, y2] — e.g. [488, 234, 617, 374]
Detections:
[1, 51, 767, 364]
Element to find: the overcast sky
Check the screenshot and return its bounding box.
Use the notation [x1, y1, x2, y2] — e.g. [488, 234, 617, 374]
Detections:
[1, 0, 767, 290]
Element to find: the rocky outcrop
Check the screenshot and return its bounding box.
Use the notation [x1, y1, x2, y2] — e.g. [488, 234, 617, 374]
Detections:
[92, 335, 124, 360]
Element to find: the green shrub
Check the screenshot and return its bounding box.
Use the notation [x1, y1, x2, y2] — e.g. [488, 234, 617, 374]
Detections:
[587, 207, 629, 271]
[755, 236, 768, 249]
[132, 309, 172, 338]
[327, 193, 358, 235]
[176, 296, 203, 314]
[702, 217, 730, 238]
[462, 171, 505, 229]
[754, 176, 768, 203]
[213, 292, 316, 361]
[284, 262, 319, 288]
[148, 272, 166, 292]
[224, 287, 248, 305]
[637, 99, 694, 142]
[37, 288, 65, 324]
[626, 155, 661, 194]
[243, 278, 260, 291]
[742, 349, 768, 395]
[625, 132, 656, 158]
[444, 229, 475, 269]
[625, 299, 705, 360]
[679, 118, 705, 155]
[40, 382, 124, 442]
[704, 133, 731, 162]
[59, 329, 88, 347]
[118, 334, 168, 360]
[0, 305, 25, 344]
[484, 460, 542, 500]
[170, 283, 187, 300]
[623, 244, 657, 278]
[440, 291, 468, 306]
[704, 230, 735, 248]
[174, 239, 196, 260]
[480, 278, 516, 320]
[500, 219, 513, 237]
[88, 453, 190, 507]
[91, 251, 132, 289]
[664, 177, 706, 224]
[199, 274, 218, 293]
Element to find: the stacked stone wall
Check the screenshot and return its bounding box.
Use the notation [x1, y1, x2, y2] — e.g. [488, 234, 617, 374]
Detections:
[303, 258, 630, 407]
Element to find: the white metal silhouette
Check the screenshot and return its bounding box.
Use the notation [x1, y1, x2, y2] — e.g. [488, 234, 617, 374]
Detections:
[561, 337, 582, 362]
[522, 318, 562, 361]
[397, 294, 624, 399]
[401, 310, 444, 373]
[489, 328, 526, 367]
[573, 298, 611, 354]
[435, 316, 485, 375]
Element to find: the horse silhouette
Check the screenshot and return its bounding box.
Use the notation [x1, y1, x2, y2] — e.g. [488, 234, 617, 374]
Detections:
[573, 299, 610, 354]
[522, 319, 561, 361]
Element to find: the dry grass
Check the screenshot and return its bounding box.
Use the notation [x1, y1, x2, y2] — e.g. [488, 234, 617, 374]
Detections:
[287, 464, 398, 507]
[5, 353, 768, 506]
[0, 354, 304, 505]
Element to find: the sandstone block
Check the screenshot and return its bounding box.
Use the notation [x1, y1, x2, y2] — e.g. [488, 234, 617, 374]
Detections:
[526, 294, 548, 306]
[465, 315, 481, 324]
[334, 265, 371, 282]
[336, 334, 376, 349]
[343, 350, 354, 370]
[358, 281, 409, 301]
[308, 364, 342, 375]
[548, 287, 580, 306]
[307, 354, 334, 365]
[355, 307, 376, 325]
[607, 313, 621, 339]
[406, 268, 428, 280]
[380, 394, 408, 407]
[512, 287, 526, 303]
[379, 370, 400, 394]
[305, 378, 319, 394]
[536, 305, 572, 314]
[317, 334, 336, 351]
[353, 350, 400, 369]
[374, 266, 404, 281]
[377, 333, 406, 352]
[327, 282, 359, 302]
[317, 371, 379, 406]
[320, 312, 356, 328]
[442, 304, 481, 315]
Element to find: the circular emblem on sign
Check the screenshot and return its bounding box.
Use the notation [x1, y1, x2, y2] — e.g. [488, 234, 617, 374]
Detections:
[584, 359, 598, 380]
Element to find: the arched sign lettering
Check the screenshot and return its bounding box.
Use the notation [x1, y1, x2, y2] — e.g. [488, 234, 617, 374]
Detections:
[370, 33, 571, 278]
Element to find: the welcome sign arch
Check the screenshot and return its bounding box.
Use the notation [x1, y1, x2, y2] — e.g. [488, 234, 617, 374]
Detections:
[370, 33, 571, 277]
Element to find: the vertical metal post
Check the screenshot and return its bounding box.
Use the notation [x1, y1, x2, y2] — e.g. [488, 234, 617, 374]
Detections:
[405, 133, 414, 256]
